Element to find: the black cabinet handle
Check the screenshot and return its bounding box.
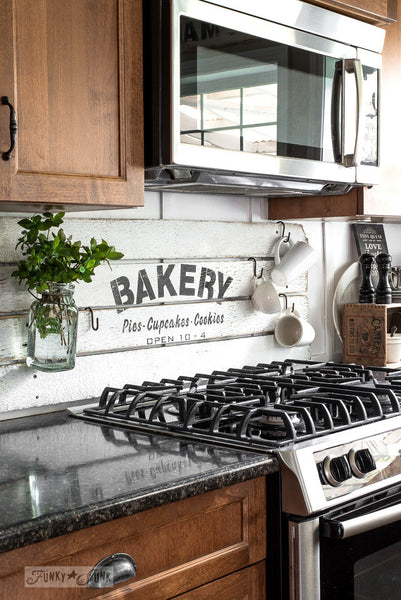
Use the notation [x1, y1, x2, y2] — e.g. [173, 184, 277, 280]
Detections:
[1, 96, 17, 161]
[87, 553, 137, 589]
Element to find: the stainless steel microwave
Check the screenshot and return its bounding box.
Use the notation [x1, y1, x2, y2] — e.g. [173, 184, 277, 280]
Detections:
[143, 0, 385, 197]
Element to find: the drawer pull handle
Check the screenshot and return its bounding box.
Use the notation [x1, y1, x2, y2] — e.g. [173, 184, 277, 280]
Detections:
[1, 96, 17, 161]
[87, 553, 137, 589]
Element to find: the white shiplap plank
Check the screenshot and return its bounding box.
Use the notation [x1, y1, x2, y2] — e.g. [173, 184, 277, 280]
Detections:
[0, 336, 311, 413]
[0, 260, 307, 313]
[0, 218, 306, 262]
[0, 296, 309, 363]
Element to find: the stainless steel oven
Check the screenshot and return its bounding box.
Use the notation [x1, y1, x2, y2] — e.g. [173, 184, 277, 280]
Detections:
[280, 414, 401, 599]
[320, 485, 401, 599]
[70, 360, 401, 599]
[144, 0, 385, 196]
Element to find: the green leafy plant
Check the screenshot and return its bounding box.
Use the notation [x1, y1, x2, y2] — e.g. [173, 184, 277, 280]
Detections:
[31, 297, 72, 341]
[12, 212, 124, 343]
[11, 212, 124, 293]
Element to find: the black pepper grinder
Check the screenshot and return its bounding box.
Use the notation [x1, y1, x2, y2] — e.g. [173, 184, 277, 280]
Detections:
[375, 253, 392, 304]
[358, 253, 375, 303]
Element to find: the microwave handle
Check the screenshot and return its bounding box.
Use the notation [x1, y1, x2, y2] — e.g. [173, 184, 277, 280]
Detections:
[343, 58, 364, 168]
[321, 502, 401, 540]
[331, 59, 363, 168]
[331, 60, 343, 164]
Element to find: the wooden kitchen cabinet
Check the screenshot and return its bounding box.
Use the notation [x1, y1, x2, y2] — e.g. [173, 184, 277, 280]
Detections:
[0, 0, 143, 211]
[268, 187, 367, 221]
[305, 0, 397, 24]
[0, 478, 266, 599]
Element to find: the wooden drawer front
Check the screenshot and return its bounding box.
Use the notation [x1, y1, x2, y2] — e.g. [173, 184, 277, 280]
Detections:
[0, 478, 266, 600]
[174, 562, 266, 600]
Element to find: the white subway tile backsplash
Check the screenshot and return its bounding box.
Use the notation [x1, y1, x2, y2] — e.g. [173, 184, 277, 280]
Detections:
[301, 221, 325, 358]
[162, 192, 252, 221]
[324, 222, 356, 360]
[249, 198, 269, 222]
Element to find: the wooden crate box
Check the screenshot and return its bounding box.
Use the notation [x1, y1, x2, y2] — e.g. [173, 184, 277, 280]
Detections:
[343, 303, 387, 366]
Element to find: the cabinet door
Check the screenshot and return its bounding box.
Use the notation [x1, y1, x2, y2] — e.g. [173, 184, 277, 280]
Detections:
[0, 0, 143, 210]
[305, 0, 396, 23]
[0, 478, 266, 600]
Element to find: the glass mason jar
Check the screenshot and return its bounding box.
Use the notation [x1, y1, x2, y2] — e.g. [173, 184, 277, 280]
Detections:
[26, 282, 78, 371]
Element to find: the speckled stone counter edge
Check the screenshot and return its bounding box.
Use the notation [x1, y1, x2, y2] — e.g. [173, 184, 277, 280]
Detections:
[0, 456, 278, 555]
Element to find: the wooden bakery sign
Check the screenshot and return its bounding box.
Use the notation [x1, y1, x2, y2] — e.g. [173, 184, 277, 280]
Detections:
[2, 256, 311, 362]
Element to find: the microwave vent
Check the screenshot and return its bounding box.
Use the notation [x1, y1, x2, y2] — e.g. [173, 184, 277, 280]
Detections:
[145, 167, 353, 198]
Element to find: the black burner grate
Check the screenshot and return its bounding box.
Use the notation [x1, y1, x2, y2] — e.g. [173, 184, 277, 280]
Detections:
[79, 360, 401, 448]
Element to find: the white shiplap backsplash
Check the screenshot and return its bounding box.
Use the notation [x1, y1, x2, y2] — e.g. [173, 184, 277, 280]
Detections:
[4, 191, 398, 415]
[0, 197, 312, 414]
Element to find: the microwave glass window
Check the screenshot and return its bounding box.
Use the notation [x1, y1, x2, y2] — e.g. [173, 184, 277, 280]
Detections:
[180, 16, 338, 163]
[180, 83, 278, 152]
[360, 65, 379, 166]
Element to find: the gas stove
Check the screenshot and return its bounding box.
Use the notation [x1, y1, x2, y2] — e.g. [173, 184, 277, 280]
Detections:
[69, 360, 401, 516]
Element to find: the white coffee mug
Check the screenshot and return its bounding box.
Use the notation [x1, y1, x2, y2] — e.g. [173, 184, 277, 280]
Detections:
[274, 308, 315, 347]
[387, 334, 401, 364]
[271, 240, 317, 287]
[251, 276, 281, 314]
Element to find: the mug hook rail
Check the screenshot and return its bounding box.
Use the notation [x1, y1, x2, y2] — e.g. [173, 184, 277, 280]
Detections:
[276, 221, 291, 243]
[248, 257, 263, 279]
[278, 293, 295, 312]
[84, 306, 99, 331]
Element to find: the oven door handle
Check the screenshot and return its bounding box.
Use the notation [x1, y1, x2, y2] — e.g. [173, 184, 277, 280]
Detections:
[321, 502, 401, 540]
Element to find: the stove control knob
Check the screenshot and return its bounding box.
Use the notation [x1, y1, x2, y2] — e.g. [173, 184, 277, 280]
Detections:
[348, 448, 376, 478]
[323, 455, 352, 487]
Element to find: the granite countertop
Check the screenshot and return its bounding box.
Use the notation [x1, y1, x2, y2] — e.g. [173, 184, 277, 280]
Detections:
[0, 410, 278, 554]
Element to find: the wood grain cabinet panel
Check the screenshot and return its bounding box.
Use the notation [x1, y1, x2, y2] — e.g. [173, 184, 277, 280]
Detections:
[173, 562, 266, 600]
[305, 0, 396, 23]
[0, 478, 266, 600]
[0, 0, 143, 210]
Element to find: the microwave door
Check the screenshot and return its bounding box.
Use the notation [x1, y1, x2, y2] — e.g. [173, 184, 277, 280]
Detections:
[355, 49, 382, 186]
[332, 54, 381, 186]
[172, 0, 360, 185]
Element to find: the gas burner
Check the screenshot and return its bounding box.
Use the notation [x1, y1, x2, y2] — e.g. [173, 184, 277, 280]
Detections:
[258, 410, 305, 440]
